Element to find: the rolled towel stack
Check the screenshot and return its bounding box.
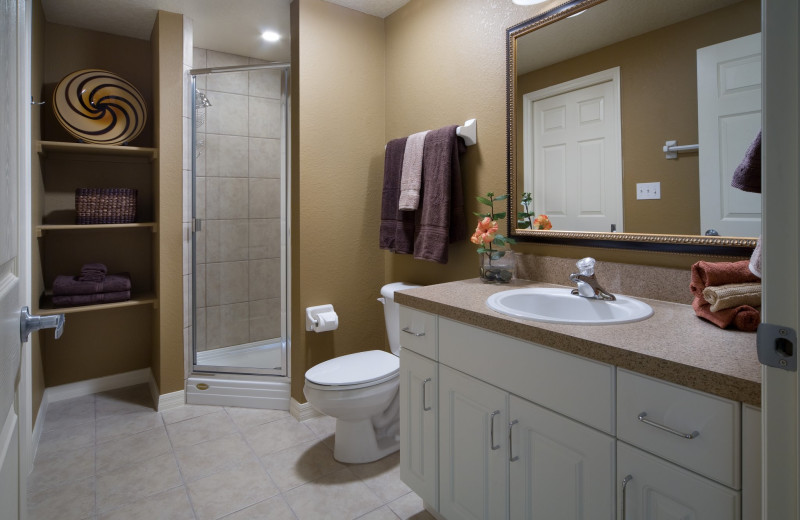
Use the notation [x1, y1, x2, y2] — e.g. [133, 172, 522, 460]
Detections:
[690, 260, 761, 332]
[52, 266, 131, 307]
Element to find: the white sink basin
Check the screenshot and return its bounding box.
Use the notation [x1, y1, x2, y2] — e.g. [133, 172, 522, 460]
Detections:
[486, 287, 653, 325]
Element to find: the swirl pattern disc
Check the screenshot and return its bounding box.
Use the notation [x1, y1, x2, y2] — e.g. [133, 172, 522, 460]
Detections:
[53, 69, 147, 145]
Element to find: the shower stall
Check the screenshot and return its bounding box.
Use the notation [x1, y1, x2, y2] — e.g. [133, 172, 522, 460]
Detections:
[188, 60, 290, 407]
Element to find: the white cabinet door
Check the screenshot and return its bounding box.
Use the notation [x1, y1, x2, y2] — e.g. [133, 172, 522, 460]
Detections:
[509, 396, 615, 520]
[617, 442, 740, 520]
[399, 350, 438, 509]
[439, 365, 508, 520]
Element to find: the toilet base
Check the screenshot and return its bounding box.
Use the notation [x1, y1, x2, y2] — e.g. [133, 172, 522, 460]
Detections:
[333, 417, 400, 464]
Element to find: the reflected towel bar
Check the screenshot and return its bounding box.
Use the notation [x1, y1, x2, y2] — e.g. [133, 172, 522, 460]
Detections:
[663, 140, 699, 159]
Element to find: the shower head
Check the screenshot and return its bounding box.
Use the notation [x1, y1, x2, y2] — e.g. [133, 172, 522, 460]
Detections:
[195, 90, 212, 108]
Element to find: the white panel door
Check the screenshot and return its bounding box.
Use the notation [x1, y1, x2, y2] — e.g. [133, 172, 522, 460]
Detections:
[439, 365, 508, 520]
[697, 33, 762, 237]
[617, 443, 740, 520]
[0, 0, 28, 519]
[509, 395, 615, 520]
[399, 349, 438, 509]
[526, 69, 622, 233]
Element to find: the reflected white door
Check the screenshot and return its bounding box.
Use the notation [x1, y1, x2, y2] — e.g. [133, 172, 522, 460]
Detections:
[524, 68, 623, 233]
[697, 33, 762, 237]
[0, 0, 30, 518]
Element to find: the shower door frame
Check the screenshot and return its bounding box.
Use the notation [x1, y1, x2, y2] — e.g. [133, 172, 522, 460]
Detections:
[189, 62, 291, 377]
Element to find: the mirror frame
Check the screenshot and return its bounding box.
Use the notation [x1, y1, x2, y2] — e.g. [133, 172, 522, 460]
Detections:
[506, 0, 758, 256]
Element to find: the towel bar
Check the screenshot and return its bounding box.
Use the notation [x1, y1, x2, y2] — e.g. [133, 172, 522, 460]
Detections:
[663, 139, 699, 159]
[385, 119, 477, 149]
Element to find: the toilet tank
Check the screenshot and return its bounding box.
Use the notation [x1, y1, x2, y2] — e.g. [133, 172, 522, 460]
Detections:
[380, 282, 421, 355]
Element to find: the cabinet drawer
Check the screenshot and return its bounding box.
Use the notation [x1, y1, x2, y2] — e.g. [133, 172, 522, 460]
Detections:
[439, 318, 615, 434]
[617, 369, 740, 488]
[398, 306, 437, 358]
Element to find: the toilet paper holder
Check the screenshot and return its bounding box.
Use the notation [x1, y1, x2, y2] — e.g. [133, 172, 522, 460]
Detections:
[306, 304, 338, 332]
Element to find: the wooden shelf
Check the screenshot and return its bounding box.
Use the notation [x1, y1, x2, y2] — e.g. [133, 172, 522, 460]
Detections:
[36, 222, 157, 237]
[36, 140, 158, 160]
[37, 292, 157, 316]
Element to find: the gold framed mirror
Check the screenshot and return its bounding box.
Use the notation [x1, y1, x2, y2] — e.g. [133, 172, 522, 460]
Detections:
[506, 0, 760, 255]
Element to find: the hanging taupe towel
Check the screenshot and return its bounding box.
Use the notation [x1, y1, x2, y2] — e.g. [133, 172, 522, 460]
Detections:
[398, 130, 428, 211]
[379, 137, 415, 253]
[413, 125, 466, 264]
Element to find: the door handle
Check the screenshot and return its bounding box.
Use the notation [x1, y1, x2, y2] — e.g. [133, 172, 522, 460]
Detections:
[20, 306, 65, 342]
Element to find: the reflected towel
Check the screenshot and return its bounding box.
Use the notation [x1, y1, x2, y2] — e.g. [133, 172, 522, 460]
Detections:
[731, 130, 761, 193]
[413, 125, 466, 264]
[398, 130, 429, 211]
[52, 291, 131, 307]
[52, 273, 131, 296]
[702, 283, 761, 312]
[690, 260, 760, 332]
[749, 236, 762, 278]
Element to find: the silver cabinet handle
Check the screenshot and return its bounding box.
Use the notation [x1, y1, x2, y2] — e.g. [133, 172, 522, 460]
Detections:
[401, 327, 425, 337]
[508, 419, 519, 462]
[422, 378, 432, 412]
[489, 410, 500, 451]
[621, 474, 633, 520]
[637, 412, 699, 439]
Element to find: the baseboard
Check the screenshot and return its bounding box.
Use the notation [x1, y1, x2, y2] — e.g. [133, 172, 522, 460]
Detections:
[45, 368, 151, 403]
[186, 375, 290, 410]
[30, 391, 49, 465]
[290, 397, 322, 422]
[157, 390, 186, 412]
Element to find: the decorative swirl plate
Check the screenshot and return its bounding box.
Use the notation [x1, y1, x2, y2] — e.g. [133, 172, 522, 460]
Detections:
[53, 69, 147, 145]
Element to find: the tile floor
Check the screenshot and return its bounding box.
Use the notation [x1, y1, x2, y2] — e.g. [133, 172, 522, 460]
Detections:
[28, 384, 434, 520]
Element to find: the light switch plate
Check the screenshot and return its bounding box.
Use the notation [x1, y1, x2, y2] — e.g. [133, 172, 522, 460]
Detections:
[636, 182, 661, 200]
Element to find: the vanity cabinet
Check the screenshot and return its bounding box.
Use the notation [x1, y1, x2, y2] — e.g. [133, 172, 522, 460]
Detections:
[397, 304, 760, 520]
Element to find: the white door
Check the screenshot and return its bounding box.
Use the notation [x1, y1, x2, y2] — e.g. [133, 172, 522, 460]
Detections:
[399, 349, 438, 509]
[697, 33, 762, 238]
[524, 68, 623, 233]
[0, 0, 30, 519]
[439, 365, 508, 520]
[761, 0, 799, 518]
[508, 395, 615, 520]
[617, 442, 740, 519]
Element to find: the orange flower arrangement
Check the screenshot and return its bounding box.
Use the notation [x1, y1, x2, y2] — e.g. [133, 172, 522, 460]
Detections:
[472, 192, 516, 282]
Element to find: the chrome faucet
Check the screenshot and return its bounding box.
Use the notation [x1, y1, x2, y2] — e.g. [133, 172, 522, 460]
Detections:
[569, 257, 616, 301]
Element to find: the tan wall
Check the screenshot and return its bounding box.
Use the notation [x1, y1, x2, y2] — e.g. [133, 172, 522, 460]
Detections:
[152, 11, 186, 395]
[383, 0, 750, 288]
[291, 0, 387, 401]
[516, 0, 760, 235]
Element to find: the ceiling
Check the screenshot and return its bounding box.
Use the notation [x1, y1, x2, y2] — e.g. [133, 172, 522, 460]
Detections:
[41, 0, 409, 62]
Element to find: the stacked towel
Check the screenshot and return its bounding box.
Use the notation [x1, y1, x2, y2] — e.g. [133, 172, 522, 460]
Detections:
[78, 262, 107, 282]
[702, 282, 762, 312]
[52, 271, 131, 307]
[690, 260, 760, 332]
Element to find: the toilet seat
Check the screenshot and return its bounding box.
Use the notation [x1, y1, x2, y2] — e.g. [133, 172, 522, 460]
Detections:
[305, 350, 399, 390]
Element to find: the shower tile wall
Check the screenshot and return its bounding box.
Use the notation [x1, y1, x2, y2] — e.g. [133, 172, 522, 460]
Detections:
[194, 48, 283, 353]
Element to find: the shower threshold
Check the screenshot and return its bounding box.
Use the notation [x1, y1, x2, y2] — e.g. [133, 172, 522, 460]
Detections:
[196, 339, 283, 371]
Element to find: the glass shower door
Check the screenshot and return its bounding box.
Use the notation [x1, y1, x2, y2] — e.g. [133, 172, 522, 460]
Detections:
[191, 63, 289, 376]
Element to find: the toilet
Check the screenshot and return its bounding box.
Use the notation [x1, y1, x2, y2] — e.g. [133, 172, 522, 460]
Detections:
[303, 282, 420, 463]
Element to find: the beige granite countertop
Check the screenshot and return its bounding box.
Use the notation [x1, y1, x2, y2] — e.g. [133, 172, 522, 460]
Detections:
[395, 279, 761, 406]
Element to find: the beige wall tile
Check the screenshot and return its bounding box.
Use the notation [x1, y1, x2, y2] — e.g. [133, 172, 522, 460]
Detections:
[248, 258, 280, 301]
[205, 177, 248, 219]
[249, 218, 281, 259]
[249, 97, 282, 138]
[205, 260, 249, 305]
[205, 134, 249, 177]
[249, 298, 281, 342]
[205, 219, 250, 262]
[248, 69, 283, 99]
[248, 137, 282, 178]
[206, 49, 249, 68]
[207, 70, 249, 95]
[205, 91, 248, 135]
[220, 302, 252, 347]
[248, 178, 281, 219]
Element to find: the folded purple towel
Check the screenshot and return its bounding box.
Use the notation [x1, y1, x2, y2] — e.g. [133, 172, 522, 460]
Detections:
[52, 291, 131, 307]
[78, 263, 108, 282]
[52, 273, 131, 296]
[731, 130, 761, 193]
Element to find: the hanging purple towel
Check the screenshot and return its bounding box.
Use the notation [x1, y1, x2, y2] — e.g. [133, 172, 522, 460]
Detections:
[379, 137, 416, 254]
[731, 130, 761, 193]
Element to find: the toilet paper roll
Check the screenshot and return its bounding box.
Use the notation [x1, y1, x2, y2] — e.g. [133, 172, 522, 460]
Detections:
[313, 311, 339, 332]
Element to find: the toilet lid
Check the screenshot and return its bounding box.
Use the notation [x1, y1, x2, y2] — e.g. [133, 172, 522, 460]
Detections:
[305, 350, 398, 386]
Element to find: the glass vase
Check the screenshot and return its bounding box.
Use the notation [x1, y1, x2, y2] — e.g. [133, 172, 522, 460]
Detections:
[479, 246, 515, 283]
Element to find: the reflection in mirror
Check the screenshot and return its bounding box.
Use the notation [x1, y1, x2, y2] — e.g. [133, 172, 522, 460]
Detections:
[508, 0, 761, 251]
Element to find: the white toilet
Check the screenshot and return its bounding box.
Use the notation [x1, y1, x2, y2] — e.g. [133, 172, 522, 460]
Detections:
[303, 282, 420, 463]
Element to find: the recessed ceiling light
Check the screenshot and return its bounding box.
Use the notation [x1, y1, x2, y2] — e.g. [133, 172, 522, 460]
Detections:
[261, 31, 281, 43]
[512, 0, 549, 5]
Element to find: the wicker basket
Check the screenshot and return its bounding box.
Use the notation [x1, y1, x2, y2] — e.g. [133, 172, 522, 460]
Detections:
[75, 188, 137, 224]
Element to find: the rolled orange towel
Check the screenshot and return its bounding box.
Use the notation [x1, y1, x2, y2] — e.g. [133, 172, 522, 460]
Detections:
[690, 260, 761, 332]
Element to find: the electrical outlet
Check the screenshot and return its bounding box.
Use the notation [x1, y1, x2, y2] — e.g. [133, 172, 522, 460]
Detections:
[636, 182, 661, 200]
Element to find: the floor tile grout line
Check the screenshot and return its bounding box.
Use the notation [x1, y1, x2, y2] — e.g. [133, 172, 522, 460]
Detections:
[161, 410, 201, 520]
